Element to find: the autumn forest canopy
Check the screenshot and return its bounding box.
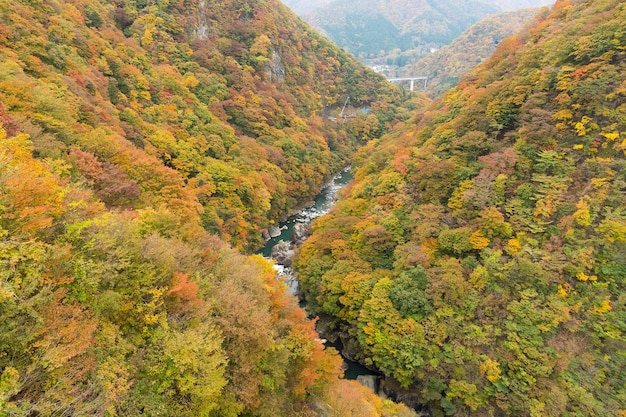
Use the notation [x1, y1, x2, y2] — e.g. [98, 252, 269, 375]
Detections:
[0, 0, 416, 415]
[296, 0, 626, 415]
[0, 0, 624, 416]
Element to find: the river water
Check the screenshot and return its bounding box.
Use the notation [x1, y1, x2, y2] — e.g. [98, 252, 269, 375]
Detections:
[259, 167, 353, 258]
[259, 168, 353, 294]
[260, 167, 379, 381]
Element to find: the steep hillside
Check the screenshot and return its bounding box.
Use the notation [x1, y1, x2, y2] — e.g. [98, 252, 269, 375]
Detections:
[0, 0, 409, 253]
[0, 0, 419, 415]
[296, 0, 626, 415]
[409, 7, 540, 97]
[0, 127, 416, 417]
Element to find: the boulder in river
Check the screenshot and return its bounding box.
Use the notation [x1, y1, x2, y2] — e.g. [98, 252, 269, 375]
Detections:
[270, 240, 295, 267]
[291, 222, 312, 245]
[268, 225, 281, 238]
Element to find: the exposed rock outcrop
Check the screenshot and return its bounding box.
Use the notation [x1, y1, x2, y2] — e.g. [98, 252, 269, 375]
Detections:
[268, 225, 281, 238]
[291, 222, 312, 245]
[270, 240, 295, 267]
[357, 375, 378, 393]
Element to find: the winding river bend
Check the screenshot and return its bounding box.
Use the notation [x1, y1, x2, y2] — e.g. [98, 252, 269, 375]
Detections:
[260, 167, 353, 256]
[261, 168, 428, 413]
[261, 168, 429, 412]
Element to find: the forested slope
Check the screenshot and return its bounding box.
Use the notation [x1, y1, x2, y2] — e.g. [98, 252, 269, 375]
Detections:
[0, 0, 409, 252]
[0, 0, 418, 415]
[295, 0, 626, 415]
[0, 127, 416, 416]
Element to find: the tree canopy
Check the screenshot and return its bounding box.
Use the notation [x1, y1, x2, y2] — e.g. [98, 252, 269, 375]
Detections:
[295, 1, 626, 415]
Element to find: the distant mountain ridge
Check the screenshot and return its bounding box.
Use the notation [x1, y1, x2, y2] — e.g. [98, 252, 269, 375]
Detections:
[283, 0, 554, 15]
[483, 0, 554, 10]
[408, 7, 541, 97]
[305, 0, 500, 58]
[282, 0, 555, 73]
[281, 0, 336, 15]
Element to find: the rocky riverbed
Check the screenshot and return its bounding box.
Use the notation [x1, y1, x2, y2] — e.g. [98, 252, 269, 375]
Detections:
[259, 167, 352, 292]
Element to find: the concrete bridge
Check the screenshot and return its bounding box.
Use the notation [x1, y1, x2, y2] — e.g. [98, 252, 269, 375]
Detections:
[387, 76, 428, 91]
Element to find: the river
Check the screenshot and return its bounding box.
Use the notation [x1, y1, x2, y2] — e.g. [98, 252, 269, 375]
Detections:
[259, 167, 353, 257]
[259, 167, 352, 293]
[260, 167, 379, 381]
[260, 166, 426, 411]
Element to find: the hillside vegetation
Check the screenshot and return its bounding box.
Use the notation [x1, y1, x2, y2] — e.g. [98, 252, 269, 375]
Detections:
[0, 0, 419, 415]
[0, 0, 411, 253]
[296, 0, 626, 415]
[0, 125, 417, 417]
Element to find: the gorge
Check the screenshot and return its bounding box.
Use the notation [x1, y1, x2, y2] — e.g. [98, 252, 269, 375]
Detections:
[0, 0, 624, 416]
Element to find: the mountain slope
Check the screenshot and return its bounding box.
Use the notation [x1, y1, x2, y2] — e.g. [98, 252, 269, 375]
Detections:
[289, 0, 556, 73]
[482, 0, 554, 10]
[409, 7, 540, 97]
[295, 0, 626, 415]
[0, 126, 417, 416]
[283, 0, 554, 15]
[0, 0, 408, 253]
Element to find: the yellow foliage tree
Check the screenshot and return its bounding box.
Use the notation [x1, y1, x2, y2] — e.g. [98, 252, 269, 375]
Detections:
[480, 358, 502, 383]
[469, 230, 490, 249]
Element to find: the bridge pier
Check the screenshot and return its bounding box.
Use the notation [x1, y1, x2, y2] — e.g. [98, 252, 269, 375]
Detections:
[386, 76, 428, 91]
